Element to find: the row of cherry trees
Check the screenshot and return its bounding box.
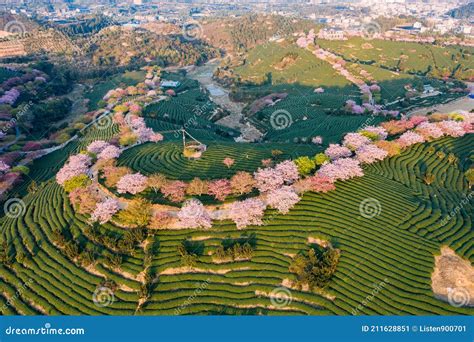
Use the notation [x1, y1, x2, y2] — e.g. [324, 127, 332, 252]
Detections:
[57, 110, 472, 230]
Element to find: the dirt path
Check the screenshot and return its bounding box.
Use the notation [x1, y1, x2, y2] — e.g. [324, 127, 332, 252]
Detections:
[187, 60, 263, 142]
[408, 96, 473, 116]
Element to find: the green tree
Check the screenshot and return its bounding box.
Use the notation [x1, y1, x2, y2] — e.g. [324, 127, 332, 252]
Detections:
[314, 153, 330, 166]
[63, 174, 91, 193]
[294, 156, 316, 176]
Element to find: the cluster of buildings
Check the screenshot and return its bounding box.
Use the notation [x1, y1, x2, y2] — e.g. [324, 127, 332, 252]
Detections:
[0, 1, 472, 46]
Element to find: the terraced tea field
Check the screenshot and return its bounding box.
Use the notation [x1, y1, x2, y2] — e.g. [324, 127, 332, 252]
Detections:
[318, 38, 474, 80]
[118, 141, 321, 180]
[234, 42, 350, 87]
[1, 134, 472, 315]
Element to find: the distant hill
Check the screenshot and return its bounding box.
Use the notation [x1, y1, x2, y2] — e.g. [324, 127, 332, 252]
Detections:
[447, 2, 474, 19]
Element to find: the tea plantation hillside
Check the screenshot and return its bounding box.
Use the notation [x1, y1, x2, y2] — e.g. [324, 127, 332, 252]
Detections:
[1, 134, 472, 315]
[318, 37, 474, 80]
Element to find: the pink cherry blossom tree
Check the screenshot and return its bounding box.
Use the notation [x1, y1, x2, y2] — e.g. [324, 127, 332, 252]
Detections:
[254, 167, 285, 193]
[318, 158, 364, 182]
[0, 161, 10, 174]
[274, 160, 299, 184]
[208, 179, 232, 201]
[325, 144, 352, 160]
[356, 144, 388, 164]
[116, 173, 148, 194]
[98, 145, 122, 160]
[90, 198, 120, 224]
[415, 122, 444, 140]
[177, 199, 212, 229]
[87, 140, 110, 154]
[229, 198, 266, 229]
[307, 175, 336, 193]
[360, 126, 388, 140]
[266, 186, 300, 214]
[223, 157, 235, 168]
[342, 133, 371, 151]
[397, 131, 425, 148]
[161, 181, 187, 202]
[409, 115, 428, 126]
[56, 154, 92, 185]
[150, 133, 164, 142]
[437, 120, 466, 138]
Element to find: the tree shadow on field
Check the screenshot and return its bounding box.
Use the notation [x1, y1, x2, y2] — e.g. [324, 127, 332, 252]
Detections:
[183, 239, 205, 256]
[222, 233, 257, 250]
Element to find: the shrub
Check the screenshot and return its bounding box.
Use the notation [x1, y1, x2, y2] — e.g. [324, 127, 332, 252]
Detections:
[294, 156, 316, 176]
[289, 247, 340, 290]
[10, 165, 29, 175]
[117, 198, 151, 227]
[63, 174, 91, 193]
[314, 153, 330, 166]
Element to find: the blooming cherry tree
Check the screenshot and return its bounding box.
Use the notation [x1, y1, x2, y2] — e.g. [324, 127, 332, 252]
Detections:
[230, 171, 255, 195]
[0, 161, 10, 174]
[208, 179, 232, 201]
[397, 131, 425, 148]
[266, 186, 300, 214]
[356, 144, 388, 164]
[275, 160, 299, 184]
[161, 181, 187, 202]
[116, 173, 148, 194]
[87, 140, 110, 154]
[437, 120, 466, 137]
[177, 199, 212, 229]
[415, 122, 444, 140]
[307, 175, 336, 193]
[342, 133, 371, 151]
[91, 198, 120, 224]
[254, 167, 284, 193]
[56, 154, 92, 185]
[318, 158, 364, 182]
[325, 144, 352, 160]
[229, 198, 266, 229]
[98, 145, 122, 160]
[223, 157, 235, 168]
[360, 126, 388, 140]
